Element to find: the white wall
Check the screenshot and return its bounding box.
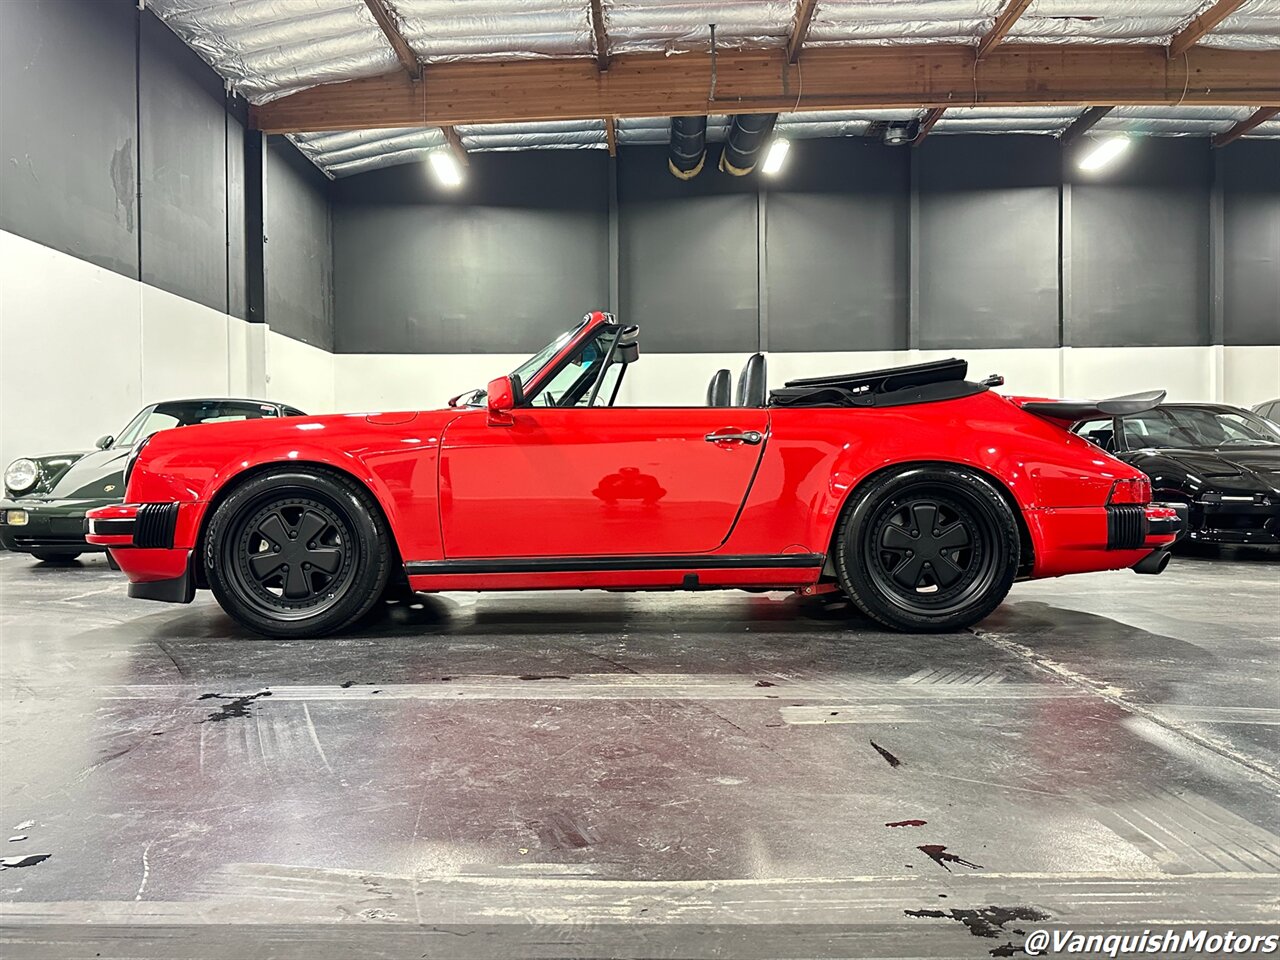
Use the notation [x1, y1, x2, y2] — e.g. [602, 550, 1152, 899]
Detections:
[0, 230, 324, 472]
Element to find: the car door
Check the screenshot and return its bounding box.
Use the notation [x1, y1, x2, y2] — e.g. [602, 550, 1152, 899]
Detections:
[438, 406, 769, 558]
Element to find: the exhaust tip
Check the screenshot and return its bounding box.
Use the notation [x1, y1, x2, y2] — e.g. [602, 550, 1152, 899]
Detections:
[1132, 549, 1172, 575]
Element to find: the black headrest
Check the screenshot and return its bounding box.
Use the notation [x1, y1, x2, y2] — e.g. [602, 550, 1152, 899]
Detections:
[706, 369, 732, 407]
[736, 353, 767, 407]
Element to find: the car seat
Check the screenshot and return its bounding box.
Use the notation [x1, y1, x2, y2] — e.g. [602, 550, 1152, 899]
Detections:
[736, 353, 767, 407]
[706, 369, 732, 407]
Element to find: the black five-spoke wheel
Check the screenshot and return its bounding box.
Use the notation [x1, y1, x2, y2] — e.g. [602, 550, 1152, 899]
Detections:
[835, 466, 1021, 633]
[869, 497, 984, 604]
[237, 499, 353, 611]
[205, 470, 392, 637]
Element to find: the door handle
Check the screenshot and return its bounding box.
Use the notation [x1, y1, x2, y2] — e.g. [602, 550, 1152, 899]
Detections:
[705, 430, 763, 445]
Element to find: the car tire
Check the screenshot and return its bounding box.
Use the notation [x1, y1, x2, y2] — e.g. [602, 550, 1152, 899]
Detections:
[204, 469, 392, 638]
[31, 550, 81, 564]
[834, 465, 1020, 633]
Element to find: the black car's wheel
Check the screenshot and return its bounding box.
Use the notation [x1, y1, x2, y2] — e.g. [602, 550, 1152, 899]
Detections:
[204, 469, 392, 638]
[834, 465, 1020, 633]
[31, 550, 81, 564]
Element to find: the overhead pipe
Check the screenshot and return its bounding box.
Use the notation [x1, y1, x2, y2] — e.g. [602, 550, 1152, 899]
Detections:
[719, 114, 777, 176]
[668, 116, 708, 179]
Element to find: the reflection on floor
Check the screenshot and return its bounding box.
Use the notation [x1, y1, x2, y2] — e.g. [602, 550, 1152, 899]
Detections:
[1, 548, 1277, 957]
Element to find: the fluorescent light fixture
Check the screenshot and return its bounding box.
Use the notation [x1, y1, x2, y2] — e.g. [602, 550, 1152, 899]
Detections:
[761, 137, 791, 176]
[428, 149, 463, 187]
[1078, 135, 1131, 173]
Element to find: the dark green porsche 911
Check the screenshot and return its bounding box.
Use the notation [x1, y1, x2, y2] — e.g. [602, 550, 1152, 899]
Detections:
[0, 398, 305, 563]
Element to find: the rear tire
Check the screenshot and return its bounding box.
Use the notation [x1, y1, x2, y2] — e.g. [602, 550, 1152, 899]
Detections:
[31, 550, 81, 564]
[204, 469, 392, 638]
[834, 465, 1020, 633]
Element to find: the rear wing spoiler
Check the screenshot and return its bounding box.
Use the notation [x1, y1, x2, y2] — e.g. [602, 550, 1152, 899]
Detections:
[1014, 390, 1166, 423]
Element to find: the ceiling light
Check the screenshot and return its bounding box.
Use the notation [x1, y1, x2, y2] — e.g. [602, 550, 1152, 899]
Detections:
[428, 149, 463, 187]
[761, 138, 791, 175]
[1078, 135, 1131, 173]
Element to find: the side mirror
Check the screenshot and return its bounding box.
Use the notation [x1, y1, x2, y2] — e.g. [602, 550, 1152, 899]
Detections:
[95, 435, 114, 450]
[486, 375, 521, 425]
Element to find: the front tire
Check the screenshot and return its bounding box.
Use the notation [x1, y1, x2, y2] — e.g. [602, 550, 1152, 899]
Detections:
[204, 469, 392, 638]
[834, 466, 1020, 633]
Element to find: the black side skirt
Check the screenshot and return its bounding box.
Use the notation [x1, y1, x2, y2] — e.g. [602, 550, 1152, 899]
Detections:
[405, 553, 826, 576]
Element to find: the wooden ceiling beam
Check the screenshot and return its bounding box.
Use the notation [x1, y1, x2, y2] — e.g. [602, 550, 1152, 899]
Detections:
[1212, 105, 1280, 146]
[249, 45, 1280, 134]
[976, 0, 1034, 60]
[362, 0, 420, 81]
[912, 107, 947, 145]
[786, 0, 820, 64]
[440, 125, 469, 166]
[603, 116, 617, 156]
[1169, 0, 1250, 59]
[1060, 106, 1115, 145]
[589, 0, 610, 72]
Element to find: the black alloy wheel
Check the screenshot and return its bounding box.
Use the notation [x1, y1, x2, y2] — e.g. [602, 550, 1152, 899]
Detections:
[205, 469, 392, 637]
[229, 497, 355, 616]
[835, 466, 1021, 633]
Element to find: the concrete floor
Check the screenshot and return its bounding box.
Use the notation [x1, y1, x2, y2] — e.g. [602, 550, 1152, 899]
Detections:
[0, 548, 1277, 958]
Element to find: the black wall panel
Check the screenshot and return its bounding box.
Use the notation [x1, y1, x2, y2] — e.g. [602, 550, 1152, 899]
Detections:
[0, 0, 139, 277]
[1221, 142, 1280, 346]
[1068, 137, 1212, 347]
[266, 140, 334, 349]
[916, 137, 1061, 349]
[618, 146, 761, 353]
[764, 140, 909, 351]
[332, 153, 609, 354]
[139, 14, 228, 312]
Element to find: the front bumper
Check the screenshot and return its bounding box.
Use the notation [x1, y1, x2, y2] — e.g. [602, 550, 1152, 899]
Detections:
[1185, 496, 1279, 545]
[0, 497, 115, 553]
[86, 501, 199, 602]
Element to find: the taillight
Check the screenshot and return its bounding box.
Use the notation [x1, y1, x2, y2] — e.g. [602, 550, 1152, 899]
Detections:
[1108, 476, 1151, 504]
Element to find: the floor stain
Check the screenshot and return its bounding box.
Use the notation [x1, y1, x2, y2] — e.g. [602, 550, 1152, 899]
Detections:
[886, 819, 927, 827]
[870, 740, 902, 767]
[905, 904, 1049, 938]
[198, 690, 273, 723]
[917, 844, 983, 871]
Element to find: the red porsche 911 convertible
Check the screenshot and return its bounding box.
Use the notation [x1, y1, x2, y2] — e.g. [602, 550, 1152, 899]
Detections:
[88, 311, 1183, 637]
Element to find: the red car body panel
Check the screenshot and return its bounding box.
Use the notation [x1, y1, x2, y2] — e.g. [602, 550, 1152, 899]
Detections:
[89, 312, 1180, 603]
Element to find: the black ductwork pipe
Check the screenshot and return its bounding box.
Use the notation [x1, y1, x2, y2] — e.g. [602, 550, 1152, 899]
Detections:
[719, 113, 777, 176]
[668, 116, 708, 179]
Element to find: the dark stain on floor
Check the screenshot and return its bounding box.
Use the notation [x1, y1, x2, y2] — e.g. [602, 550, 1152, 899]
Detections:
[869, 740, 902, 767]
[906, 904, 1049, 939]
[917, 844, 983, 871]
[886, 819, 927, 827]
[518, 674, 571, 681]
[197, 690, 273, 723]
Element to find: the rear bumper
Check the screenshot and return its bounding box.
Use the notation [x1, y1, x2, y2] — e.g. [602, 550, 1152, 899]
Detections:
[1028, 501, 1185, 579]
[86, 502, 199, 602]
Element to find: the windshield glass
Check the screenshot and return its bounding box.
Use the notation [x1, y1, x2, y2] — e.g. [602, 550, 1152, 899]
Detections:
[1122, 408, 1280, 449]
[524, 326, 621, 407]
[113, 401, 281, 448]
[510, 317, 589, 393]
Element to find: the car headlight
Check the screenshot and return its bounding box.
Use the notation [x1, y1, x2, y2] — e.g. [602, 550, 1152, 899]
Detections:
[4, 458, 39, 494]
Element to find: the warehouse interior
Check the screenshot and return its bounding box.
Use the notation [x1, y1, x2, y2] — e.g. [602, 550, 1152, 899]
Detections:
[1, 0, 1278, 957]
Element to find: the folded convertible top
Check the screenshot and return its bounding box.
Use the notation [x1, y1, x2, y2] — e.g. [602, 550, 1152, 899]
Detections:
[770, 357, 984, 408]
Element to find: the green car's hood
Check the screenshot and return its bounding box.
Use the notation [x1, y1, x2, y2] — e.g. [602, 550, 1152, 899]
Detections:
[22, 448, 129, 502]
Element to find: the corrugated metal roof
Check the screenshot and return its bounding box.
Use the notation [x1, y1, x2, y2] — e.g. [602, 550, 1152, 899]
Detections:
[148, 0, 1280, 177]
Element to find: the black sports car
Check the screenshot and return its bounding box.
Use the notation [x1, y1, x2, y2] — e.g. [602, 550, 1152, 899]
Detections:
[1, 398, 305, 562]
[1072, 403, 1280, 547]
